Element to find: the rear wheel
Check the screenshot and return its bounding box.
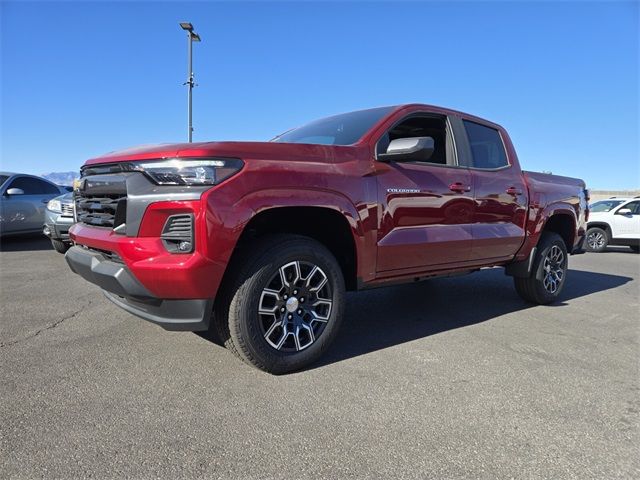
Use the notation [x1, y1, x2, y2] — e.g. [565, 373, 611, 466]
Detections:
[514, 232, 568, 304]
[51, 239, 70, 254]
[585, 227, 608, 252]
[218, 235, 345, 374]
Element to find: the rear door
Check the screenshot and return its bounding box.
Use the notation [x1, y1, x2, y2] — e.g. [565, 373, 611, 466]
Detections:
[375, 114, 475, 272]
[459, 119, 528, 261]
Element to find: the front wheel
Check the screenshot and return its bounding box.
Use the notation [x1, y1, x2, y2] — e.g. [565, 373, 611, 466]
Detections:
[51, 239, 70, 254]
[585, 227, 608, 252]
[221, 235, 345, 374]
[514, 232, 568, 304]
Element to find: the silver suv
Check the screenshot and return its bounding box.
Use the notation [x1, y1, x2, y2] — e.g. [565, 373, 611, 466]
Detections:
[43, 192, 75, 253]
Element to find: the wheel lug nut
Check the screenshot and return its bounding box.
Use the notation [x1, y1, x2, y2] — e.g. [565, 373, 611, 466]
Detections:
[297, 309, 302, 315]
[300, 297, 305, 303]
[283, 294, 288, 299]
[293, 290, 298, 295]
[280, 307, 285, 312]
[288, 314, 292, 320]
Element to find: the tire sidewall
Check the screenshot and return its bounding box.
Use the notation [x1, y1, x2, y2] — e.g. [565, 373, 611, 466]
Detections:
[532, 235, 568, 303]
[229, 240, 345, 373]
[585, 227, 608, 253]
[51, 239, 69, 254]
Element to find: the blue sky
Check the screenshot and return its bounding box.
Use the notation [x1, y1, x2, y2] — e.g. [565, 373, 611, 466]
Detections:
[1, 0, 638, 189]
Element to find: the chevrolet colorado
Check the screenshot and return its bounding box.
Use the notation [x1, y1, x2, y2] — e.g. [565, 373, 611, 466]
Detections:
[66, 104, 588, 373]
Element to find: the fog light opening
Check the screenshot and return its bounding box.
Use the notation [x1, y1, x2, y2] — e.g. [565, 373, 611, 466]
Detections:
[161, 214, 194, 254]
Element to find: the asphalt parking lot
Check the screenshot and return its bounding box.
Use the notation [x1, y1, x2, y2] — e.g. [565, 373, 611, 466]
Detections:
[1, 236, 638, 479]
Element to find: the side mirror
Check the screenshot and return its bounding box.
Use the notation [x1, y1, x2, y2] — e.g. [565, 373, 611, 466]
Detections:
[5, 188, 25, 196]
[378, 136, 435, 163]
[617, 208, 632, 215]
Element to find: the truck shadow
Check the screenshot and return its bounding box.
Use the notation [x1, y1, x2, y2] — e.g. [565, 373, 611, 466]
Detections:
[309, 267, 632, 370]
[0, 235, 53, 252]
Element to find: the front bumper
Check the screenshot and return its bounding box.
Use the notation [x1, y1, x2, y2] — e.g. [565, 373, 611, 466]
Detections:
[65, 245, 212, 331]
[43, 210, 74, 241]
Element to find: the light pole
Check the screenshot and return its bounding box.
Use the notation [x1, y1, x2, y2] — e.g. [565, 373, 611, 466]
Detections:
[180, 22, 201, 142]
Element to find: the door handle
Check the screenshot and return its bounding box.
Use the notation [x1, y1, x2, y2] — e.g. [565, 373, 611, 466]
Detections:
[506, 187, 523, 196]
[449, 182, 471, 193]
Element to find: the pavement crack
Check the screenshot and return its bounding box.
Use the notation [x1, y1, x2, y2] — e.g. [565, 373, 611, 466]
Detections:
[0, 301, 92, 348]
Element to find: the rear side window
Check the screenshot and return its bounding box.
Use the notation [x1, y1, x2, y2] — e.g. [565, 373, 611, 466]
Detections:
[463, 120, 508, 169]
[8, 176, 60, 194]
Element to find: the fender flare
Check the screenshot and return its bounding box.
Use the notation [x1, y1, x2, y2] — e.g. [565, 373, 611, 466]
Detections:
[215, 187, 373, 282]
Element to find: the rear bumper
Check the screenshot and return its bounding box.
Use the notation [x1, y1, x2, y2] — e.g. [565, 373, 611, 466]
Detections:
[65, 245, 212, 331]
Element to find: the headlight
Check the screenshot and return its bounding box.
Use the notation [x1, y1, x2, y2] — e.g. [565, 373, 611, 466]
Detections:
[47, 199, 62, 213]
[131, 158, 243, 186]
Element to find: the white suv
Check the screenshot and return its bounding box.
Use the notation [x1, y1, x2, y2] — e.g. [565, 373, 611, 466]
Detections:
[586, 197, 640, 252]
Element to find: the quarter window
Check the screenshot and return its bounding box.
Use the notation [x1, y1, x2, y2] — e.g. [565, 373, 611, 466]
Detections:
[463, 120, 508, 169]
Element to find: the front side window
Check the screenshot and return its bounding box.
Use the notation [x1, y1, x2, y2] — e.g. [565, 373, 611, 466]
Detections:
[376, 115, 450, 165]
[590, 200, 624, 212]
[273, 106, 394, 146]
[463, 120, 508, 169]
[619, 201, 640, 215]
[8, 177, 59, 195]
[0, 175, 9, 187]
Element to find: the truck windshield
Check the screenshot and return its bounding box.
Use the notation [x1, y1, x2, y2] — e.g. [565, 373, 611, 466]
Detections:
[590, 200, 624, 212]
[272, 106, 394, 146]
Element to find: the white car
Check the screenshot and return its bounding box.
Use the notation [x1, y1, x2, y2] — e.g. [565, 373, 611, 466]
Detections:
[586, 197, 640, 252]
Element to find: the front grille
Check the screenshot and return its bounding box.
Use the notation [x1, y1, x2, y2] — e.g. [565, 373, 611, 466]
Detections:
[76, 196, 126, 228]
[75, 173, 128, 229]
[61, 203, 75, 217]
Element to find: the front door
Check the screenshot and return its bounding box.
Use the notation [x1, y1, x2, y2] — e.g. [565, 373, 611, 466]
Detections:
[375, 114, 475, 273]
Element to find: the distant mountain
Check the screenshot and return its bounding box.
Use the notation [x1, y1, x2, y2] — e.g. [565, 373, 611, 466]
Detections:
[42, 171, 79, 186]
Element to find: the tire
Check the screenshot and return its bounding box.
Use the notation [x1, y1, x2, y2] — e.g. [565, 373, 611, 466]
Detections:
[514, 232, 568, 305]
[217, 234, 346, 374]
[51, 239, 70, 254]
[630, 245, 640, 253]
[585, 227, 608, 252]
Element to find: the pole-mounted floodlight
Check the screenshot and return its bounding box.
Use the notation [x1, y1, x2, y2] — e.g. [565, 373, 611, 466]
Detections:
[180, 22, 201, 142]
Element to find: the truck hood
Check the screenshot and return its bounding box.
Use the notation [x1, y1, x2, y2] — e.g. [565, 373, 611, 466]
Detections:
[84, 141, 358, 166]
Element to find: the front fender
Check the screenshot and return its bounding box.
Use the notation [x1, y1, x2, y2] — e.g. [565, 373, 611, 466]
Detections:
[200, 186, 376, 287]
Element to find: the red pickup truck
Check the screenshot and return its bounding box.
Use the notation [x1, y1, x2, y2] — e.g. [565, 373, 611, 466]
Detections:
[66, 104, 588, 373]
